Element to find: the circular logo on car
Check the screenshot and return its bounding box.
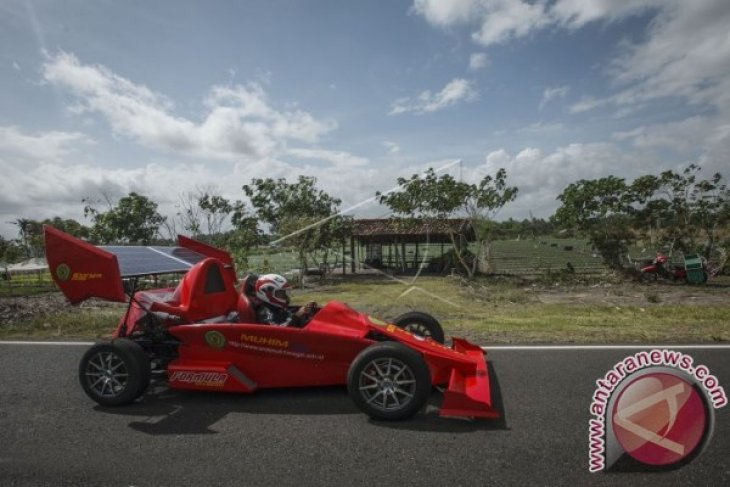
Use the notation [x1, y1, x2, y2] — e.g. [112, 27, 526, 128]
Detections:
[611, 372, 709, 466]
[204, 331, 227, 349]
[56, 264, 71, 281]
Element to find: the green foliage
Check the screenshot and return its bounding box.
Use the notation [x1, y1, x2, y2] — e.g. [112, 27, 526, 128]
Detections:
[243, 176, 340, 232]
[7, 217, 88, 259]
[0, 235, 9, 262]
[243, 176, 346, 281]
[554, 166, 730, 271]
[377, 168, 517, 277]
[83, 192, 166, 244]
[377, 168, 472, 218]
[198, 193, 233, 235]
[42, 217, 89, 239]
[554, 176, 634, 269]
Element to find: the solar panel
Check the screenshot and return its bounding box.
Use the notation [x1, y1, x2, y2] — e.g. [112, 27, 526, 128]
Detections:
[100, 246, 207, 277]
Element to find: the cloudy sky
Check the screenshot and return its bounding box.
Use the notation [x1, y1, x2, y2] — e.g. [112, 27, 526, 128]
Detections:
[1, 0, 729, 238]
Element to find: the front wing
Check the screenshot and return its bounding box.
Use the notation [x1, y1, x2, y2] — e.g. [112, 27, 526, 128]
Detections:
[373, 323, 500, 419]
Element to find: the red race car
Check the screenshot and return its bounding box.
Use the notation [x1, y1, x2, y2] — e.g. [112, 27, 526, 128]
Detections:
[44, 225, 499, 421]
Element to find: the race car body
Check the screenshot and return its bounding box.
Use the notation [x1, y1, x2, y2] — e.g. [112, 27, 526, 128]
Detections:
[44, 225, 499, 420]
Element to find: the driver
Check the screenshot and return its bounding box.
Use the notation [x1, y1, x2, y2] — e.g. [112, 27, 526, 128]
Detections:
[253, 274, 317, 327]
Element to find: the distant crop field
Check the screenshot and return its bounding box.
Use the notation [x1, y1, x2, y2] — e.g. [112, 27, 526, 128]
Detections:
[488, 238, 605, 275]
[244, 238, 608, 276]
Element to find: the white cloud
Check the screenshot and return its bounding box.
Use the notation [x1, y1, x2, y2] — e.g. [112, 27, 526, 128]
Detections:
[539, 86, 569, 111]
[612, 117, 713, 152]
[390, 78, 477, 115]
[411, 0, 481, 27]
[612, 115, 730, 175]
[287, 148, 369, 167]
[468, 52, 489, 71]
[551, 0, 663, 29]
[471, 0, 550, 46]
[413, 1, 730, 117]
[518, 121, 565, 134]
[471, 142, 655, 219]
[569, 96, 608, 114]
[42, 52, 337, 161]
[413, 1, 662, 46]
[0, 125, 89, 160]
[608, 1, 730, 113]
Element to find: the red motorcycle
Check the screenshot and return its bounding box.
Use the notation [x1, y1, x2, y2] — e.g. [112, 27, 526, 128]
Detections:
[639, 253, 708, 284]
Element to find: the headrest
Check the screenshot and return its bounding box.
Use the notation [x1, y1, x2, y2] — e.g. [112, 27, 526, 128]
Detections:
[243, 273, 259, 297]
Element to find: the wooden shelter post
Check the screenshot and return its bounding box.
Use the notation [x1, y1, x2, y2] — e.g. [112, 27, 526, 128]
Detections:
[350, 236, 356, 273]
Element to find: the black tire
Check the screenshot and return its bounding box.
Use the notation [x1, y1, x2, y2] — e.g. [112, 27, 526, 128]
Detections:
[392, 311, 445, 344]
[347, 342, 431, 421]
[78, 339, 151, 407]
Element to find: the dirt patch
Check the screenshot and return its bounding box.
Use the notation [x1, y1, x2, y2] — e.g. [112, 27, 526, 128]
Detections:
[0, 292, 124, 327]
[534, 281, 730, 307]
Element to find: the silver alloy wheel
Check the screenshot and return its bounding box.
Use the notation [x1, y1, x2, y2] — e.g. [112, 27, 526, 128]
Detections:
[358, 357, 416, 412]
[84, 351, 129, 398]
[402, 322, 432, 338]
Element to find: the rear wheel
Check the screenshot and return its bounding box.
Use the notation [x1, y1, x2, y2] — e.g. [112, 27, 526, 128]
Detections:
[347, 342, 431, 420]
[78, 339, 150, 407]
[392, 311, 445, 344]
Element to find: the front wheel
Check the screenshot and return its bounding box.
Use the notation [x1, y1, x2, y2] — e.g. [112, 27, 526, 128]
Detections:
[392, 311, 445, 344]
[347, 342, 431, 420]
[78, 339, 150, 407]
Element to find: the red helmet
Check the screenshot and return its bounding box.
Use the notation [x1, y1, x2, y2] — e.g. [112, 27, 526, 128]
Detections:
[255, 274, 291, 309]
[656, 253, 668, 264]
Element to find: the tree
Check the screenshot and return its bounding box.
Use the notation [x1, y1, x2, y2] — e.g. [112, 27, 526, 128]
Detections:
[11, 218, 42, 258]
[8, 217, 89, 258]
[42, 217, 89, 239]
[0, 238, 24, 264]
[0, 235, 8, 262]
[377, 168, 517, 277]
[175, 191, 203, 236]
[243, 176, 343, 283]
[224, 201, 264, 271]
[198, 192, 233, 236]
[554, 166, 730, 272]
[554, 176, 634, 269]
[84, 192, 166, 244]
[662, 166, 729, 257]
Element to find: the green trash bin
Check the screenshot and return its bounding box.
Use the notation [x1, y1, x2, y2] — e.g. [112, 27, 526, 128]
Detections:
[683, 254, 707, 284]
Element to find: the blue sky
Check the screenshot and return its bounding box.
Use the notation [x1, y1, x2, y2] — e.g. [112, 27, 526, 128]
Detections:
[1, 0, 729, 238]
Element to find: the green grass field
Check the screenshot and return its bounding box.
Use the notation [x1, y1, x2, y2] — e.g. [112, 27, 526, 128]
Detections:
[0, 272, 55, 296]
[292, 277, 730, 344]
[2, 276, 728, 343]
[2, 237, 727, 343]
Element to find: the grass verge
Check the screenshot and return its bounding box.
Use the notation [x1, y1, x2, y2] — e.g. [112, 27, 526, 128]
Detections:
[1, 277, 728, 343]
[0, 308, 119, 340]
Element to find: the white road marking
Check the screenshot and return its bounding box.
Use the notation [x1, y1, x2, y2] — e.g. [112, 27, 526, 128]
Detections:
[482, 344, 730, 350]
[0, 340, 93, 346]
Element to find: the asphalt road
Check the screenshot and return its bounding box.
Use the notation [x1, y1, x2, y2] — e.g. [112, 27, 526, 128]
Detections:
[0, 344, 728, 486]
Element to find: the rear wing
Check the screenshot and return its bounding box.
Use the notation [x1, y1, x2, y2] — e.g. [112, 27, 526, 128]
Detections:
[43, 225, 234, 305]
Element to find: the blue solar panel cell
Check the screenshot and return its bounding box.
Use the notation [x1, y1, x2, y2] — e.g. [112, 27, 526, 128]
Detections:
[100, 246, 206, 277]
